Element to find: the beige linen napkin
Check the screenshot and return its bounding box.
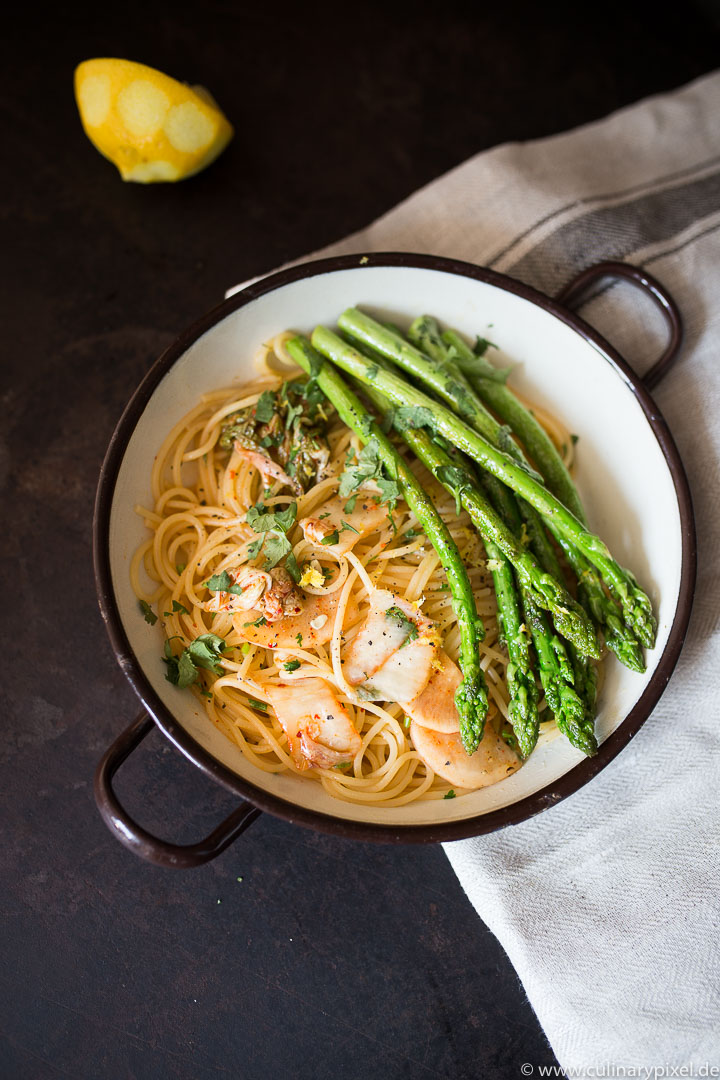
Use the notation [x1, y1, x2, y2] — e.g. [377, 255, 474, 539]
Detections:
[229, 70, 720, 1070]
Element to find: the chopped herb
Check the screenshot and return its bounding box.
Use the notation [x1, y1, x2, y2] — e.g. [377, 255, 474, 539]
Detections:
[571, 433, 579, 445]
[139, 599, 157, 626]
[343, 494, 358, 514]
[243, 615, 267, 628]
[403, 715, 411, 729]
[393, 405, 437, 433]
[176, 563, 186, 574]
[162, 633, 228, 688]
[404, 528, 419, 540]
[259, 434, 274, 449]
[254, 390, 276, 424]
[246, 501, 298, 534]
[200, 689, 213, 700]
[443, 789, 457, 800]
[473, 336, 498, 356]
[247, 697, 268, 711]
[262, 533, 292, 569]
[296, 632, 303, 646]
[205, 570, 244, 596]
[321, 530, 340, 545]
[163, 600, 190, 616]
[436, 464, 467, 516]
[283, 659, 301, 672]
[338, 438, 382, 497]
[339, 520, 359, 534]
[285, 550, 301, 583]
[375, 477, 400, 506]
[385, 606, 419, 646]
[318, 512, 331, 520]
[247, 537, 264, 560]
[241, 643, 252, 655]
[334, 761, 352, 770]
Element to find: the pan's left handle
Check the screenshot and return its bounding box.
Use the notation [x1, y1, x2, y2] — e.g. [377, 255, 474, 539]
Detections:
[555, 260, 683, 390]
[94, 712, 261, 868]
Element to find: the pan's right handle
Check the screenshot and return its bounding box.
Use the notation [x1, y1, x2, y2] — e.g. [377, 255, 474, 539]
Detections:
[555, 260, 683, 390]
[94, 712, 261, 868]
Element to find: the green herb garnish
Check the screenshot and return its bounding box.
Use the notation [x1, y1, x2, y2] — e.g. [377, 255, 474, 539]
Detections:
[163, 633, 228, 689]
[385, 606, 419, 646]
[163, 599, 190, 616]
[139, 600, 157, 626]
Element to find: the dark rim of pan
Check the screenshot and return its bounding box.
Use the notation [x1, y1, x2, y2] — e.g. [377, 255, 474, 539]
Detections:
[93, 252, 696, 843]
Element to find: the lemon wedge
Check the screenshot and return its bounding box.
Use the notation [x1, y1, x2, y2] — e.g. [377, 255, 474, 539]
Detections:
[74, 58, 233, 183]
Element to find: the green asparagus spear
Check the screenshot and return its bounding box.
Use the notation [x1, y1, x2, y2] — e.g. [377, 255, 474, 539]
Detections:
[441, 327, 647, 669]
[311, 325, 655, 649]
[479, 474, 596, 755]
[285, 335, 488, 754]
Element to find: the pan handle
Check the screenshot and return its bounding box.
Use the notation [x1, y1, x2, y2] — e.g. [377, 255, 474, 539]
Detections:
[554, 260, 683, 390]
[94, 712, 261, 868]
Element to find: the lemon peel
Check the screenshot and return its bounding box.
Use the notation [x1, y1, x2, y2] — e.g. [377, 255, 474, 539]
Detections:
[74, 58, 233, 183]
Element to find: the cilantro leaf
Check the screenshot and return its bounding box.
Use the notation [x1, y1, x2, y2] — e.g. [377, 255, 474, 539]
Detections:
[394, 406, 437, 433]
[339, 521, 359, 534]
[187, 634, 228, 675]
[139, 600, 157, 626]
[205, 570, 232, 591]
[246, 697, 268, 711]
[246, 501, 297, 534]
[254, 390, 276, 424]
[285, 550, 301, 583]
[384, 606, 419, 647]
[338, 438, 385, 497]
[375, 477, 400, 506]
[344, 495, 358, 514]
[473, 336, 498, 357]
[321, 530, 340, 545]
[436, 464, 468, 516]
[263, 533, 292, 569]
[283, 659, 301, 672]
[443, 789, 457, 800]
[247, 537, 264, 560]
[163, 599, 190, 616]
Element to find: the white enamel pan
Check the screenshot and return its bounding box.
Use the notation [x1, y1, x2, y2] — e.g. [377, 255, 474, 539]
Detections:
[93, 254, 695, 866]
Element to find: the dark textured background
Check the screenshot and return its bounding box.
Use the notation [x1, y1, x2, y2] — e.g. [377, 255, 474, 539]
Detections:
[2, 3, 717, 1077]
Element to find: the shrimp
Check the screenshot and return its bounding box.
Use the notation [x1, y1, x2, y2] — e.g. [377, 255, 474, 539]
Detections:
[400, 651, 463, 733]
[232, 588, 360, 650]
[410, 721, 521, 790]
[299, 484, 390, 555]
[234, 446, 295, 491]
[266, 678, 362, 770]
[263, 567, 303, 623]
[205, 566, 271, 614]
[342, 589, 440, 704]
